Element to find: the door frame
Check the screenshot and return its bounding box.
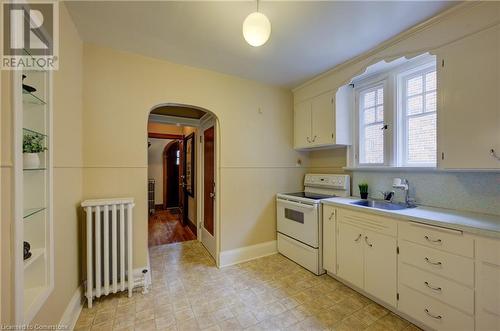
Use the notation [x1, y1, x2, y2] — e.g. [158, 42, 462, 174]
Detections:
[148, 132, 183, 209]
[147, 106, 221, 267]
[162, 139, 180, 210]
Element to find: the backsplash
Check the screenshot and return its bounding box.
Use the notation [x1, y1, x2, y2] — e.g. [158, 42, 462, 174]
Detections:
[351, 171, 500, 216]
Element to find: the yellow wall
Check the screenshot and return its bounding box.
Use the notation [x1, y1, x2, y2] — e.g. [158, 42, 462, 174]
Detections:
[82, 44, 307, 267]
[32, 3, 84, 324]
[0, 3, 84, 325]
[1, 70, 14, 324]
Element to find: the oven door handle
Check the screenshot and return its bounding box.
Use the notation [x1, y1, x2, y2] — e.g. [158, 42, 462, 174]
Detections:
[277, 199, 316, 210]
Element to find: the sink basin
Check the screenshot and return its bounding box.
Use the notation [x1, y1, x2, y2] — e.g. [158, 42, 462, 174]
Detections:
[350, 200, 416, 210]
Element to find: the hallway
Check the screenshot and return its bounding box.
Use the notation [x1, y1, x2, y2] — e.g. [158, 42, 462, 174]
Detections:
[148, 209, 196, 247]
[74, 241, 420, 331]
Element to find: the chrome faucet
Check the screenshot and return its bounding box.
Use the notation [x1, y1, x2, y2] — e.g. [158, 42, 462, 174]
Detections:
[392, 178, 415, 207]
[380, 191, 395, 202]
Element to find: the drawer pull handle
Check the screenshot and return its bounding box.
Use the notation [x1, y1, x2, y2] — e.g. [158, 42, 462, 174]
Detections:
[425, 235, 442, 244]
[424, 281, 442, 292]
[424, 257, 442, 266]
[354, 234, 362, 242]
[328, 212, 335, 220]
[424, 308, 442, 320]
[365, 236, 373, 247]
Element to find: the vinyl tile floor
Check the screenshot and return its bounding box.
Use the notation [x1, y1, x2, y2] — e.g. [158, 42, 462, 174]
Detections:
[74, 240, 421, 331]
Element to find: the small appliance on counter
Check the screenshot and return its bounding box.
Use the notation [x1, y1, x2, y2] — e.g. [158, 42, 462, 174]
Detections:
[276, 173, 350, 275]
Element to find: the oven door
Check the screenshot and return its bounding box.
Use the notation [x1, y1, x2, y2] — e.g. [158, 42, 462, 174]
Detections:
[277, 198, 319, 248]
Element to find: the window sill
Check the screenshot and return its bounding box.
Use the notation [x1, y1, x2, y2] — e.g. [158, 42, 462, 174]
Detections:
[343, 166, 438, 172]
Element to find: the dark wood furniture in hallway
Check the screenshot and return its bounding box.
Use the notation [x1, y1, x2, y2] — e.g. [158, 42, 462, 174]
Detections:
[148, 209, 196, 247]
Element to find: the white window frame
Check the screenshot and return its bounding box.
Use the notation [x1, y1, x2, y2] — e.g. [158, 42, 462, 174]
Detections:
[350, 54, 437, 170]
[354, 75, 394, 168]
[397, 62, 437, 167]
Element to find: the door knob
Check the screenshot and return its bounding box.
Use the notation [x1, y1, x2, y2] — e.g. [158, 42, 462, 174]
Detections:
[209, 192, 215, 198]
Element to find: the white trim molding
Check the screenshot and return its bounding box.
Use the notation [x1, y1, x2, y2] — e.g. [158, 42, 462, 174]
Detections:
[219, 240, 277, 268]
[59, 286, 83, 330]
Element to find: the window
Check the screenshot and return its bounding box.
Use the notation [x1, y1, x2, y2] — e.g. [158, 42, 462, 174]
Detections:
[353, 56, 437, 168]
[401, 67, 437, 166]
[359, 85, 385, 165]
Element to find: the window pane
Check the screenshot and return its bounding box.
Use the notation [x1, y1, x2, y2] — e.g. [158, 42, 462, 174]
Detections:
[377, 88, 383, 105]
[407, 113, 437, 164]
[425, 91, 436, 113]
[362, 124, 384, 164]
[376, 106, 384, 122]
[407, 95, 423, 115]
[426, 71, 436, 91]
[364, 91, 375, 108]
[407, 76, 423, 96]
[364, 107, 375, 124]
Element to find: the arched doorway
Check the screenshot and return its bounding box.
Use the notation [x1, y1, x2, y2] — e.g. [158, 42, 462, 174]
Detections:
[147, 103, 221, 264]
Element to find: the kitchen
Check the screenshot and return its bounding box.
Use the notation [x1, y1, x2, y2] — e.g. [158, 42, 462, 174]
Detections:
[2, 1, 499, 330]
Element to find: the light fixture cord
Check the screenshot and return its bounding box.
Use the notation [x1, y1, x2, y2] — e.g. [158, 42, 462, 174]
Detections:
[256, 0, 259, 12]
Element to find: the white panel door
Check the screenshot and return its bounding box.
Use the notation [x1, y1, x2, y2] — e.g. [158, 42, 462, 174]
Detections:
[294, 101, 312, 149]
[322, 205, 336, 274]
[311, 91, 335, 146]
[364, 229, 397, 307]
[337, 222, 364, 289]
[438, 25, 500, 169]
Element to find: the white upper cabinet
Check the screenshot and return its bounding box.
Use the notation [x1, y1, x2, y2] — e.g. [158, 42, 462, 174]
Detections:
[293, 100, 312, 149]
[293, 85, 353, 149]
[438, 25, 500, 169]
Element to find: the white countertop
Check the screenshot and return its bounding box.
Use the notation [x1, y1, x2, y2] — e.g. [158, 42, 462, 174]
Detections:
[322, 197, 500, 239]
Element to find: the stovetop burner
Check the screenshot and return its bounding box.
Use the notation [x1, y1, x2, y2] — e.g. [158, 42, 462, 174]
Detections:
[281, 192, 335, 200]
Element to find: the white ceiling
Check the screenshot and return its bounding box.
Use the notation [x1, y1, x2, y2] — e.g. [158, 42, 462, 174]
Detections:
[66, 1, 456, 88]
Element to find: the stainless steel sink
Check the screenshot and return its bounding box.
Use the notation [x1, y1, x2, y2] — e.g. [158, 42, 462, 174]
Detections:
[350, 199, 416, 210]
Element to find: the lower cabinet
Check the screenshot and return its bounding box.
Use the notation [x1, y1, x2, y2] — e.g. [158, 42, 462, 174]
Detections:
[336, 209, 397, 307]
[476, 237, 500, 331]
[326, 204, 500, 331]
[364, 229, 397, 307]
[337, 221, 364, 289]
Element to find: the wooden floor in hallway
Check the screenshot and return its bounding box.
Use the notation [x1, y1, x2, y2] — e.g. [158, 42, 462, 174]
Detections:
[148, 208, 196, 247]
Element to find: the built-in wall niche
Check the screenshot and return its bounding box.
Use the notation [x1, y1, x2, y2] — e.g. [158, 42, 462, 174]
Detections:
[14, 63, 53, 324]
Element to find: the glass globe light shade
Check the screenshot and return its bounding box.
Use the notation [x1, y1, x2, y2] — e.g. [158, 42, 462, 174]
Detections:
[242, 12, 271, 47]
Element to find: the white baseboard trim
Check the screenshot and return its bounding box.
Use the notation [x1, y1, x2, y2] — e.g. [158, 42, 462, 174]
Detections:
[219, 240, 277, 267]
[59, 285, 83, 330]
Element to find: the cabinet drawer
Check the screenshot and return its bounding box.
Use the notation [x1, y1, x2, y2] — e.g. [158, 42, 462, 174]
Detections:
[399, 262, 474, 314]
[477, 236, 500, 265]
[399, 240, 474, 287]
[338, 208, 397, 237]
[399, 285, 474, 331]
[476, 309, 500, 331]
[399, 221, 473, 258]
[477, 261, 500, 318]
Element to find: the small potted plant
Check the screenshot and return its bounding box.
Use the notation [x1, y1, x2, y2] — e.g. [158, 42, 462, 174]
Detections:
[23, 132, 47, 169]
[358, 183, 369, 199]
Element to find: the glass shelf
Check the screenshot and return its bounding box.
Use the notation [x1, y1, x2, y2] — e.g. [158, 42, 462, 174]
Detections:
[23, 168, 47, 171]
[23, 248, 44, 269]
[23, 207, 46, 219]
[23, 127, 47, 137]
[23, 91, 46, 105]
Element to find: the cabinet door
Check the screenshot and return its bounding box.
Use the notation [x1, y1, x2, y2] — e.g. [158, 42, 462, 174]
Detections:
[322, 205, 336, 274]
[294, 101, 312, 149]
[311, 91, 335, 146]
[337, 222, 364, 289]
[364, 230, 397, 307]
[476, 261, 500, 331]
[438, 26, 500, 169]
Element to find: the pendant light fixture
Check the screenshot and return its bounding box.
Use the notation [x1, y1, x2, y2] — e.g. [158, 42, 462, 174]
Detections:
[242, 0, 271, 47]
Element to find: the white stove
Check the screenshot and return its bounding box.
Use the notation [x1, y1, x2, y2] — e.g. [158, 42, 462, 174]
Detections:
[276, 174, 350, 275]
